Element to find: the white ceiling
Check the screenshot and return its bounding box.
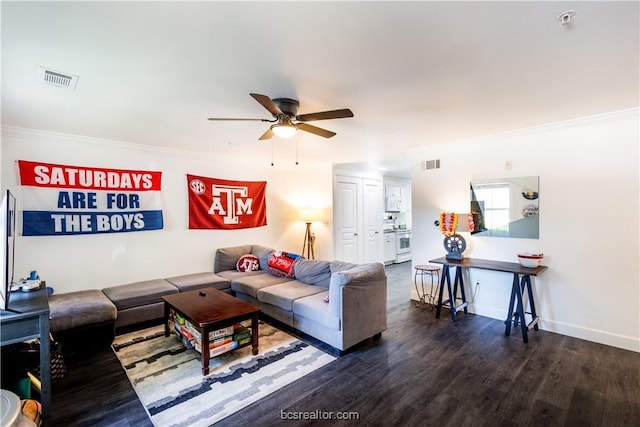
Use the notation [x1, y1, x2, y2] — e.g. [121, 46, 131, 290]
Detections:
[2, 1, 638, 177]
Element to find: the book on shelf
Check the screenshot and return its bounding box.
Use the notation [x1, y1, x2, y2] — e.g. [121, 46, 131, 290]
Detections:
[181, 335, 194, 350]
[170, 310, 186, 325]
[234, 327, 251, 342]
[208, 340, 238, 357]
[174, 323, 194, 341]
[180, 321, 234, 342]
[236, 336, 252, 346]
[194, 335, 234, 353]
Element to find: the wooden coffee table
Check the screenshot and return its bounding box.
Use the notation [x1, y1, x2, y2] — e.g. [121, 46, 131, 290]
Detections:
[162, 288, 260, 375]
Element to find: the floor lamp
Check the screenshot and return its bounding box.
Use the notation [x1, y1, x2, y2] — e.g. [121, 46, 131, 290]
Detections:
[302, 221, 315, 259]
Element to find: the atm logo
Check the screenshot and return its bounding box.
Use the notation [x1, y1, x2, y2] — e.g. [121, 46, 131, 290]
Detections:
[208, 184, 253, 225]
[187, 175, 267, 230]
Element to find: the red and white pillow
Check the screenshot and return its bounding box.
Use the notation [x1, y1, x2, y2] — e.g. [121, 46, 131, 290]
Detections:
[267, 251, 300, 278]
[236, 254, 260, 272]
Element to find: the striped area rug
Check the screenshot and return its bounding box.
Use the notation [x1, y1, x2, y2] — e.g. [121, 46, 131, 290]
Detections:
[112, 322, 336, 427]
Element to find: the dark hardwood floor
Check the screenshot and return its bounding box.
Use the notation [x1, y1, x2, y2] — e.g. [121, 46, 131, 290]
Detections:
[50, 262, 640, 427]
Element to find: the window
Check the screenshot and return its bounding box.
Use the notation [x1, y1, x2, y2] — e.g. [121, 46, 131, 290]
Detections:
[471, 183, 510, 233]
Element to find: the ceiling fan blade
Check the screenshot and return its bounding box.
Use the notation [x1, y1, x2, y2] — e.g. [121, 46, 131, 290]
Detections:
[207, 117, 272, 122]
[250, 93, 283, 117]
[296, 123, 336, 138]
[296, 108, 354, 122]
[258, 128, 274, 140]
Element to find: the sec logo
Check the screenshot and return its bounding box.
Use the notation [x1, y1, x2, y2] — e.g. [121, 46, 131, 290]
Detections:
[189, 179, 206, 195]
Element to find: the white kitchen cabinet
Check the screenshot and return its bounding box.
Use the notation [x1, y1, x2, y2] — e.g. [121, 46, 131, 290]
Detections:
[385, 184, 401, 199]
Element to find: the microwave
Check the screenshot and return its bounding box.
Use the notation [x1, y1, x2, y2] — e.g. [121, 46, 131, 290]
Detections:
[385, 196, 401, 212]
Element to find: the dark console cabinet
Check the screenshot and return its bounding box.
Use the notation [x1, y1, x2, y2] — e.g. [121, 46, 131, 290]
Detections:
[1, 288, 51, 422]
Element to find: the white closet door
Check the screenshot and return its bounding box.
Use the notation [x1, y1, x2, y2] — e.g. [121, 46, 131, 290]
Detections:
[362, 178, 383, 263]
[334, 176, 360, 263]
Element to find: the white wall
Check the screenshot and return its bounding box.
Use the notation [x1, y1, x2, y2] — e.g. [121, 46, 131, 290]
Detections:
[411, 109, 639, 352]
[1, 127, 335, 294]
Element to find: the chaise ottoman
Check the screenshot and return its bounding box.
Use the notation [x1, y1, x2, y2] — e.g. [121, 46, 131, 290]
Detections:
[49, 289, 117, 358]
[102, 279, 178, 329]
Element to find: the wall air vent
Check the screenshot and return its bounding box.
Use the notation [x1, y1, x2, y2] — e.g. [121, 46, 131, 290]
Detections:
[39, 67, 79, 90]
[421, 159, 441, 171]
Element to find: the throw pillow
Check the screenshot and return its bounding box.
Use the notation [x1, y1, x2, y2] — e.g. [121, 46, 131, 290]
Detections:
[267, 251, 300, 278]
[293, 259, 331, 286]
[236, 254, 260, 272]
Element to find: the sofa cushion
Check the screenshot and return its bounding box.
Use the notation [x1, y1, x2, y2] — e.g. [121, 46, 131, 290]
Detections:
[257, 281, 328, 312]
[102, 279, 178, 310]
[231, 273, 293, 298]
[267, 251, 300, 278]
[293, 291, 340, 330]
[236, 254, 260, 272]
[49, 290, 117, 332]
[164, 272, 230, 292]
[214, 245, 253, 272]
[216, 269, 266, 282]
[294, 258, 331, 286]
[250, 245, 275, 270]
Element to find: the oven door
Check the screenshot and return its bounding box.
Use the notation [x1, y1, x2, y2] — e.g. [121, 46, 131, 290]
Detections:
[396, 231, 411, 254]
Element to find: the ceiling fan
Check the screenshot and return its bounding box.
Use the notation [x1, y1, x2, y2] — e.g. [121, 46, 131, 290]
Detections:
[207, 93, 354, 140]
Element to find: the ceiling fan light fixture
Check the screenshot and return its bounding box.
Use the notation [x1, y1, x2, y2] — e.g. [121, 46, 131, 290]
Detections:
[208, 93, 353, 140]
[271, 123, 297, 138]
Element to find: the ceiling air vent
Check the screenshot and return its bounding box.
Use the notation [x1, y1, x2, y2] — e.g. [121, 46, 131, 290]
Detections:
[39, 67, 79, 90]
[421, 159, 440, 171]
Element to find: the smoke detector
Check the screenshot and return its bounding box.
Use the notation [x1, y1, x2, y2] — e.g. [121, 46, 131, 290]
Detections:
[39, 67, 79, 90]
[557, 10, 576, 25]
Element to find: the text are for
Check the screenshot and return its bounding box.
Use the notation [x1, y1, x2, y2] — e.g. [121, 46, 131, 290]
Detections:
[57, 192, 141, 209]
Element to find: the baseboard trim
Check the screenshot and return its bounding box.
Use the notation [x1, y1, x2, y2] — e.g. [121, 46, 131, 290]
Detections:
[410, 292, 640, 353]
[467, 303, 639, 353]
[537, 318, 640, 353]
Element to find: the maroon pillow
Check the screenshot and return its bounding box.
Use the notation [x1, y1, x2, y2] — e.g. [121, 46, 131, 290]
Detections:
[236, 254, 260, 272]
[267, 251, 300, 278]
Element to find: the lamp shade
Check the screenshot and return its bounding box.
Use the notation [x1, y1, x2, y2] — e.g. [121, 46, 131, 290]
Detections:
[271, 123, 297, 138]
[299, 208, 322, 223]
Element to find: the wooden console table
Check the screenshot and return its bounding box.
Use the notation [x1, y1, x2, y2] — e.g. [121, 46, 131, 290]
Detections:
[429, 257, 548, 343]
[0, 288, 51, 422]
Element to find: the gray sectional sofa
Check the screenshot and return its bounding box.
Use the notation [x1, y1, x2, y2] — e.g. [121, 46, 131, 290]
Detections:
[214, 244, 388, 352]
[48, 244, 388, 354]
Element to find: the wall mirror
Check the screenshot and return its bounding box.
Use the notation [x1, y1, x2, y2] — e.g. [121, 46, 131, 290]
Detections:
[470, 176, 539, 239]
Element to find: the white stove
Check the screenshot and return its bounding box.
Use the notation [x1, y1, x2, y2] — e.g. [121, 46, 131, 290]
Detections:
[395, 229, 412, 263]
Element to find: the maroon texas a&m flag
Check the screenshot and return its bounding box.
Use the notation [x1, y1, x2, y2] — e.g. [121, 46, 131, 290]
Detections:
[187, 174, 267, 229]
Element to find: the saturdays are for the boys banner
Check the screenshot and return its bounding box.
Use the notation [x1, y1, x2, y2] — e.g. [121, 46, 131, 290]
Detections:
[18, 160, 164, 236]
[187, 174, 267, 230]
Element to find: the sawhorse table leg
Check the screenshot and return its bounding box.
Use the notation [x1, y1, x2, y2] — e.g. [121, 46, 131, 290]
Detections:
[435, 265, 468, 321]
[505, 274, 539, 342]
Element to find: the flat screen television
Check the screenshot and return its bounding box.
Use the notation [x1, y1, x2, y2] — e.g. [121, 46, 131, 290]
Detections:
[1, 189, 17, 311]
